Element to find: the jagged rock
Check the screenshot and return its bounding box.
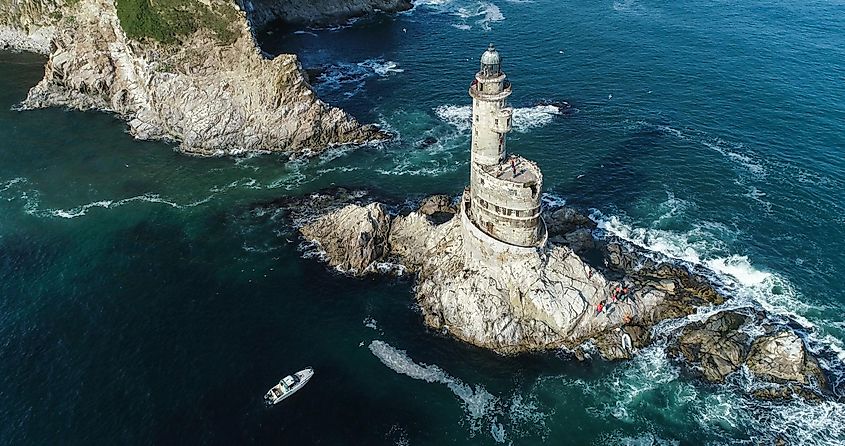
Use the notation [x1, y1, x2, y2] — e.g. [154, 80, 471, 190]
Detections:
[544, 206, 596, 237]
[300, 203, 391, 274]
[673, 311, 750, 382]
[603, 241, 725, 321]
[0, 0, 65, 54]
[564, 228, 594, 253]
[8, 0, 389, 156]
[746, 331, 827, 389]
[417, 194, 456, 217]
[750, 384, 825, 402]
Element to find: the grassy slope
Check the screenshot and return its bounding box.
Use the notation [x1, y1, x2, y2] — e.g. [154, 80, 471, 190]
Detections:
[115, 0, 240, 44]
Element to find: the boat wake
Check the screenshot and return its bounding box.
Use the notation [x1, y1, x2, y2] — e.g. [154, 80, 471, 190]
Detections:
[369, 340, 555, 442]
[369, 340, 498, 433]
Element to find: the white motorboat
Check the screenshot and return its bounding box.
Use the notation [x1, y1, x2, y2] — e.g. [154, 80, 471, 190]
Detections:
[264, 367, 314, 405]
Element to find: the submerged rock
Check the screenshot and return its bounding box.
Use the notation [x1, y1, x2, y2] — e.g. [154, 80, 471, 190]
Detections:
[416, 136, 439, 150]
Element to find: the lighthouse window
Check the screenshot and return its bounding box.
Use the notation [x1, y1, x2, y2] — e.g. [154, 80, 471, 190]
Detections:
[495, 118, 499, 126]
[507, 118, 511, 126]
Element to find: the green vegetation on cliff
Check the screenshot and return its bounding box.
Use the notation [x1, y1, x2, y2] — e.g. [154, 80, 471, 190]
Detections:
[115, 0, 239, 44]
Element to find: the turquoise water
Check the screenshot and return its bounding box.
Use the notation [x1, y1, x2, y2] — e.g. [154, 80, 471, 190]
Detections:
[2, 0, 844, 444]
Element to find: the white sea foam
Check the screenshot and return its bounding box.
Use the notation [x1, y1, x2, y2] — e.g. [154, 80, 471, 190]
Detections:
[369, 340, 498, 433]
[357, 59, 404, 76]
[363, 317, 380, 332]
[592, 208, 821, 329]
[540, 192, 566, 209]
[602, 346, 681, 421]
[701, 138, 766, 177]
[434, 104, 561, 133]
[412, 0, 505, 30]
[475, 2, 504, 30]
[599, 432, 680, 446]
[316, 58, 402, 98]
[376, 159, 464, 177]
[0, 177, 26, 193]
[35, 193, 215, 219]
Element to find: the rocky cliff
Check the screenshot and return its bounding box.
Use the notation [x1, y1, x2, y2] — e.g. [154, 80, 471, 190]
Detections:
[238, 0, 412, 31]
[0, 0, 66, 53]
[3, 0, 392, 155]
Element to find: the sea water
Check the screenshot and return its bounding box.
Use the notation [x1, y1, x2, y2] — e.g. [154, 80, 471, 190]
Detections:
[1, 0, 844, 444]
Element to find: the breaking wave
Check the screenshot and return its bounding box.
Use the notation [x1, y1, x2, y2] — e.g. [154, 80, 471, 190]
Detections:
[434, 104, 561, 132]
[414, 0, 505, 31]
[315, 58, 402, 98]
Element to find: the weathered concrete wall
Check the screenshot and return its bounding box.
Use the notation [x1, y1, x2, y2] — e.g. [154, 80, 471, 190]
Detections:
[469, 161, 543, 246]
[460, 194, 544, 269]
[469, 72, 510, 167]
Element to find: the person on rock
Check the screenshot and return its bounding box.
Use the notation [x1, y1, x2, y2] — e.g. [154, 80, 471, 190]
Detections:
[596, 301, 605, 315]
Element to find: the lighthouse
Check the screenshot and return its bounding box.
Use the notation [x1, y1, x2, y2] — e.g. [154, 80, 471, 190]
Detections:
[464, 44, 545, 248]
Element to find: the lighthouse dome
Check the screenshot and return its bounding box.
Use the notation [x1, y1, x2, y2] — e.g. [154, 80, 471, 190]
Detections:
[479, 43, 501, 76]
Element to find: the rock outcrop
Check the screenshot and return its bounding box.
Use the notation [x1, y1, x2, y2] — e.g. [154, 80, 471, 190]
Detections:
[746, 330, 827, 387]
[239, 0, 413, 31]
[6, 0, 392, 155]
[300, 202, 391, 273]
[673, 311, 751, 382]
[0, 0, 66, 53]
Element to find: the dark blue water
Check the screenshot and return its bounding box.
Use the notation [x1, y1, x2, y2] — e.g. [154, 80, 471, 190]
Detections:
[2, 0, 844, 444]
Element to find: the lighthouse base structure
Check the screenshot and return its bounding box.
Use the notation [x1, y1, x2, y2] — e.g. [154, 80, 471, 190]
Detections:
[460, 191, 547, 268]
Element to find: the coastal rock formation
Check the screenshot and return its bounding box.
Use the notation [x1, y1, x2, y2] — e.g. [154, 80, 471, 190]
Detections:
[6, 0, 391, 155]
[0, 0, 66, 53]
[746, 330, 827, 387]
[239, 0, 412, 30]
[673, 311, 751, 382]
[292, 191, 833, 400]
[302, 199, 671, 354]
[300, 202, 391, 273]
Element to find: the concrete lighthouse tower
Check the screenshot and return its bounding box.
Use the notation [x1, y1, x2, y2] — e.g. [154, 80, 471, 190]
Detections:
[463, 43, 546, 248]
